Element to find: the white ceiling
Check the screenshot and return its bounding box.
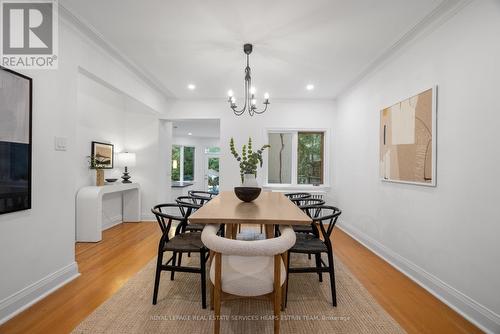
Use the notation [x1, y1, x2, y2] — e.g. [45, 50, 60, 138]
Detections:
[63, 0, 446, 99]
[173, 119, 220, 138]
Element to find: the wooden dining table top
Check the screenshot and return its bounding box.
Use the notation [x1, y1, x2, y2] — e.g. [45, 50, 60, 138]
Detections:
[189, 191, 312, 225]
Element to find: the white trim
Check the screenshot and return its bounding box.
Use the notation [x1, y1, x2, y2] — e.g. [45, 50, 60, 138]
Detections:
[0, 262, 80, 325]
[102, 214, 123, 231]
[264, 128, 331, 187]
[141, 213, 156, 222]
[338, 221, 500, 334]
[58, 1, 173, 99]
[338, 0, 473, 97]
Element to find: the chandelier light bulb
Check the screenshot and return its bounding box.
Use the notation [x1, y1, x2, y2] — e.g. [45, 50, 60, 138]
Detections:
[250, 86, 256, 95]
[264, 92, 270, 100]
[231, 96, 235, 103]
[227, 89, 234, 97]
[251, 98, 257, 105]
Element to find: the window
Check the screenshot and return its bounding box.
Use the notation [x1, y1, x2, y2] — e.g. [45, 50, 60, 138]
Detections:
[204, 147, 221, 154]
[267, 131, 325, 186]
[268, 133, 293, 184]
[171, 145, 195, 182]
[298, 132, 324, 184]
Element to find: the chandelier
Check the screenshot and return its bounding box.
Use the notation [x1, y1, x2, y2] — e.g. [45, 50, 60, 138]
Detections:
[227, 43, 270, 116]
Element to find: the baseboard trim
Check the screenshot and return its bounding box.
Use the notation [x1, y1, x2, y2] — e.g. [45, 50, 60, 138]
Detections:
[0, 262, 80, 325]
[338, 221, 500, 334]
[141, 213, 155, 222]
[102, 214, 123, 231]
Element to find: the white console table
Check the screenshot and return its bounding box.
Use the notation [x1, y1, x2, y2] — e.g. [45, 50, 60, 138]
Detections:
[76, 183, 141, 242]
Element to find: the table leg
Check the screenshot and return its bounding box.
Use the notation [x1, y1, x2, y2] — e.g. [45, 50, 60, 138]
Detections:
[265, 225, 274, 239]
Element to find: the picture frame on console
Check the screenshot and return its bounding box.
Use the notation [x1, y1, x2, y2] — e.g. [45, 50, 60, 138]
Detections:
[90, 141, 114, 169]
[0, 67, 32, 215]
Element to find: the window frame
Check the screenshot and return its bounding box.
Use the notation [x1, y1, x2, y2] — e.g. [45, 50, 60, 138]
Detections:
[171, 145, 195, 182]
[264, 128, 330, 189]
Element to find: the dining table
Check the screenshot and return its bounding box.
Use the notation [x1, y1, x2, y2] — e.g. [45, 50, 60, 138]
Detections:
[188, 190, 312, 239]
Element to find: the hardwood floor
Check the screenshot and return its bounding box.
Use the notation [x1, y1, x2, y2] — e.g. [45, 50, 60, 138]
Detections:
[0, 222, 482, 334]
[0, 222, 161, 334]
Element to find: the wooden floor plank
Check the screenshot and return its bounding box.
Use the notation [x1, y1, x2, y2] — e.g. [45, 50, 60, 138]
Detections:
[0, 222, 482, 334]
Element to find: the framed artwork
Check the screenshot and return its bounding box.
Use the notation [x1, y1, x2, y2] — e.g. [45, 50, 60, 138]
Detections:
[0, 67, 32, 214]
[380, 86, 437, 186]
[91, 141, 114, 169]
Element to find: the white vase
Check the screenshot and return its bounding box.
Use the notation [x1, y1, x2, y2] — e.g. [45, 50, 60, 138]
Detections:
[242, 174, 258, 187]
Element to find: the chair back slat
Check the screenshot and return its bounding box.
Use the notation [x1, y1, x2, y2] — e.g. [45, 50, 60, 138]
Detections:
[309, 206, 341, 246]
[151, 203, 192, 240]
[284, 192, 312, 205]
[298, 198, 325, 214]
[176, 196, 201, 215]
[188, 190, 217, 205]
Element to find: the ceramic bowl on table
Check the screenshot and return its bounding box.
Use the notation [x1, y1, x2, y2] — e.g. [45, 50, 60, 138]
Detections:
[234, 187, 261, 202]
[105, 178, 118, 183]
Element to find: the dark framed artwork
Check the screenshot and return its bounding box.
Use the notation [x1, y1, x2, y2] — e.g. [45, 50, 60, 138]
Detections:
[91, 141, 114, 169]
[0, 67, 33, 214]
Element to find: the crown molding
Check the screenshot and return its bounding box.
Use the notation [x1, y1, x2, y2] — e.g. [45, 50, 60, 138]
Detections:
[337, 0, 474, 98]
[58, 1, 174, 100]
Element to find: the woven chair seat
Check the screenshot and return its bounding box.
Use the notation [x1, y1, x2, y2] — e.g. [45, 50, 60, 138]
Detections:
[291, 233, 328, 254]
[163, 232, 205, 252]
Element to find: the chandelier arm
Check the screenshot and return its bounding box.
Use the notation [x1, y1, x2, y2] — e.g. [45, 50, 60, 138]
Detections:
[231, 75, 249, 115]
[252, 102, 269, 115]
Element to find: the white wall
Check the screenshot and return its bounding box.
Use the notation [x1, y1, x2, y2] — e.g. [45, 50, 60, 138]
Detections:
[334, 1, 500, 332]
[76, 73, 161, 225]
[165, 99, 336, 194]
[0, 14, 167, 323]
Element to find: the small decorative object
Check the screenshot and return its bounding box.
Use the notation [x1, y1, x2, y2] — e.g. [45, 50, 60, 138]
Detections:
[0, 67, 32, 214]
[234, 187, 262, 202]
[380, 86, 437, 186]
[105, 178, 118, 183]
[91, 142, 114, 169]
[116, 152, 136, 183]
[230, 137, 270, 202]
[227, 44, 270, 116]
[88, 155, 105, 186]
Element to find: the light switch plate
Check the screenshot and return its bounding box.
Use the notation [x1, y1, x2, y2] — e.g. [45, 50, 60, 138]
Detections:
[54, 137, 68, 151]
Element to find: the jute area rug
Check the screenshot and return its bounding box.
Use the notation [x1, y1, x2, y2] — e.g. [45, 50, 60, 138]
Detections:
[72, 253, 405, 334]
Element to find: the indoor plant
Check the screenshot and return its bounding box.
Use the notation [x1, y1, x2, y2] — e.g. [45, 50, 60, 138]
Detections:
[88, 155, 105, 186]
[230, 137, 270, 201]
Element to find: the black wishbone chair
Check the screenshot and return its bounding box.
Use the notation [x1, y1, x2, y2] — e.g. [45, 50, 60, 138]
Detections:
[151, 203, 209, 309]
[175, 196, 204, 233]
[188, 190, 217, 205]
[293, 198, 326, 234]
[284, 192, 311, 203]
[286, 205, 342, 307]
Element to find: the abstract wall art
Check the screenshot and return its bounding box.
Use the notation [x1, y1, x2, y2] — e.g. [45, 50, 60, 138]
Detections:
[380, 87, 437, 186]
[0, 67, 32, 214]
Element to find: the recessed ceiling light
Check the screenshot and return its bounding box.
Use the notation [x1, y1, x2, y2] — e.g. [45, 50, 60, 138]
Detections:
[188, 132, 192, 136]
[306, 84, 315, 91]
[187, 84, 196, 90]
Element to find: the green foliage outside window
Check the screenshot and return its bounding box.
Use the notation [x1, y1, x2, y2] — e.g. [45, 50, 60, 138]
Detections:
[183, 146, 195, 181]
[171, 145, 195, 181]
[171, 145, 180, 181]
[297, 132, 324, 184]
